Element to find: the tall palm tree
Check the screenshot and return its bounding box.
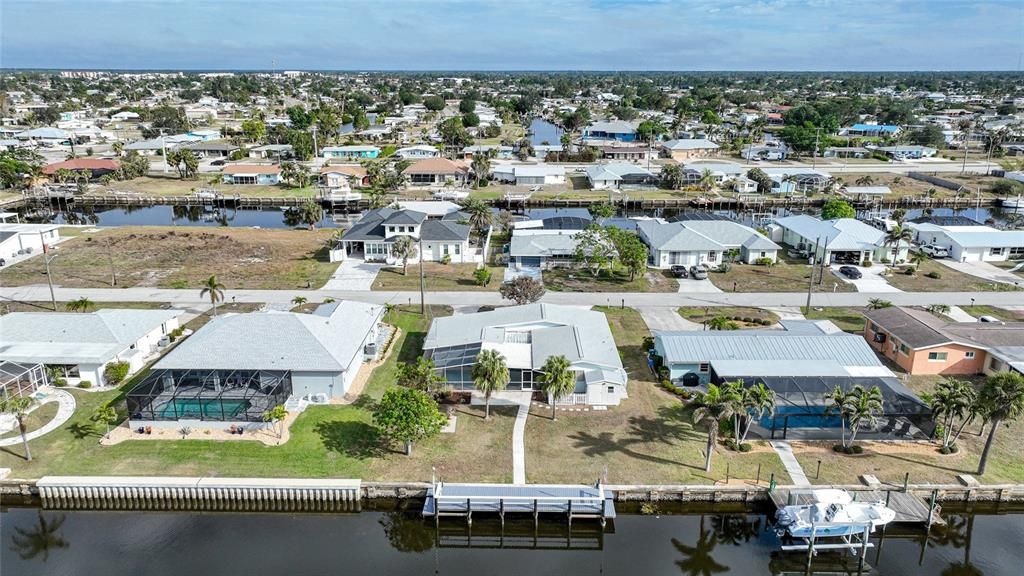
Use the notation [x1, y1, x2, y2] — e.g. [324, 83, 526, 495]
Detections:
[0, 395, 35, 461]
[65, 297, 94, 313]
[884, 224, 914, 266]
[738, 382, 776, 443]
[538, 354, 575, 420]
[391, 235, 417, 276]
[10, 513, 69, 561]
[91, 403, 118, 439]
[699, 169, 715, 192]
[976, 371, 1024, 475]
[691, 383, 742, 472]
[923, 378, 977, 450]
[846, 385, 884, 445]
[471, 349, 509, 419]
[200, 275, 226, 317]
[460, 198, 492, 236]
[470, 152, 492, 188]
[824, 385, 854, 448]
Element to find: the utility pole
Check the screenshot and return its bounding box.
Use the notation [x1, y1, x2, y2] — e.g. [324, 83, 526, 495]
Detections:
[418, 234, 426, 314]
[961, 122, 970, 175]
[107, 237, 117, 286]
[40, 231, 57, 311]
[812, 127, 821, 170]
[311, 125, 319, 158]
[805, 236, 820, 315]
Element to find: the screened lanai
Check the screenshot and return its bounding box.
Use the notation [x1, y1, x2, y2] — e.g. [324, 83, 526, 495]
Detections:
[0, 361, 47, 399]
[126, 368, 292, 423]
[727, 375, 933, 441]
[425, 343, 542, 391]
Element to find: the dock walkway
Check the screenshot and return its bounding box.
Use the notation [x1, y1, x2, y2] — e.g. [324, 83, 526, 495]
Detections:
[769, 488, 944, 526]
[423, 482, 615, 526]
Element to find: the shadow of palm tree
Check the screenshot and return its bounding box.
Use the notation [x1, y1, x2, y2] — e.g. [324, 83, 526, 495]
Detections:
[67, 422, 99, 440]
[672, 517, 730, 576]
[314, 420, 384, 458]
[871, 451, 977, 475]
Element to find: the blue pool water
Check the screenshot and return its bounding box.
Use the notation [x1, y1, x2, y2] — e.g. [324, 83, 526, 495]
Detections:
[157, 398, 250, 419]
[758, 406, 844, 430]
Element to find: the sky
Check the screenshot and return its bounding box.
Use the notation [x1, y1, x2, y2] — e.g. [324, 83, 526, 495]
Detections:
[1, 0, 1023, 71]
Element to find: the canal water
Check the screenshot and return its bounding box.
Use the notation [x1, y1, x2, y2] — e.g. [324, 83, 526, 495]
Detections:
[1, 505, 1020, 575]
[528, 118, 563, 146]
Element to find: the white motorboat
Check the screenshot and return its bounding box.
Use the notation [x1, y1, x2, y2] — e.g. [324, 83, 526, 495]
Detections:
[1001, 195, 1024, 210]
[775, 490, 895, 538]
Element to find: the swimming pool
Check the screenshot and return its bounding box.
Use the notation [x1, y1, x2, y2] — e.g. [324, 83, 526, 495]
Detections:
[157, 398, 251, 420]
[758, 406, 844, 430]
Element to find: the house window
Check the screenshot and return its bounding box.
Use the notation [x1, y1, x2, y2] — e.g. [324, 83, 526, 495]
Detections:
[698, 363, 709, 373]
[760, 251, 766, 258]
[991, 247, 1005, 256]
[454, 244, 461, 255]
[899, 343, 909, 355]
[443, 245, 450, 256]
[928, 352, 949, 361]
[965, 351, 976, 359]
[388, 226, 395, 233]
[707, 251, 717, 261]
[607, 386, 615, 394]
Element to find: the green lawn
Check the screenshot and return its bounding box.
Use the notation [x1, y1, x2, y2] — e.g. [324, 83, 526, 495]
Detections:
[678, 306, 779, 328]
[709, 261, 856, 293]
[372, 263, 504, 292]
[544, 267, 678, 293]
[885, 260, 1021, 292]
[804, 307, 868, 333]
[0, 402, 59, 441]
[958, 305, 1024, 322]
[96, 175, 320, 199]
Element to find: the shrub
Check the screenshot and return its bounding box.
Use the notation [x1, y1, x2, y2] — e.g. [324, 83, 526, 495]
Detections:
[739, 443, 752, 452]
[759, 319, 772, 326]
[904, 267, 915, 275]
[755, 257, 774, 266]
[832, 444, 863, 454]
[78, 380, 93, 389]
[640, 502, 660, 515]
[742, 317, 753, 323]
[926, 271, 942, 279]
[103, 361, 131, 386]
[880, 257, 891, 264]
[731, 315, 742, 321]
[441, 254, 451, 265]
[52, 377, 67, 387]
[657, 366, 670, 381]
[473, 267, 492, 286]
[861, 259, 873, 267]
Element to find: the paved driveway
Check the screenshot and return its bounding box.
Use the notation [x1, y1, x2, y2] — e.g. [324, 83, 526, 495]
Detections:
[320, 259, 385, 291]
[637, 307, 702, 332]
[830, 265, 902, 293]
[936, 259, 1023, 286]
[677, 278, 723, 293]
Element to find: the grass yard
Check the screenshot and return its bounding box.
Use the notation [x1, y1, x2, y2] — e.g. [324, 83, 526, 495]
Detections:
[958, 305, 1024, 322]
[544, 267, 678, 293]
[792, 375, 1024, 486]
[678, 306, 780, 328]
[0, 402, 59, 441]
[96, 175, 320, 199]
[0, 300, 174, 315]
[182, 302, 265, 331]
[709, 262, 855, 293]
[885, 260, 1021, 292]
[524, 307, 789, 485]
[804, 307, 868, 332]
[0, 226, 338, 290]
[372, 263, 504, 292]
[0, 305, 516, 482]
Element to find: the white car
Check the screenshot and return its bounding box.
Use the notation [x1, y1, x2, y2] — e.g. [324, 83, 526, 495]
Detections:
[920, 244, 949, 258]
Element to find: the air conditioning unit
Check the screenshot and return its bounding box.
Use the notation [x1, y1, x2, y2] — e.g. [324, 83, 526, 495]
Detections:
[873, 332, 887, 343]
[364, 342, 378, 355]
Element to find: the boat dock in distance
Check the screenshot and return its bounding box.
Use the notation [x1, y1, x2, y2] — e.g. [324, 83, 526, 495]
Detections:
[423, 482, 616, 527]
[769, 488, 945, 527]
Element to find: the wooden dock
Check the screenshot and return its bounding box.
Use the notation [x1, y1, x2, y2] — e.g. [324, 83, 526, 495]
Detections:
[769, 489, 944, 526]
[423, 482, 615, 526]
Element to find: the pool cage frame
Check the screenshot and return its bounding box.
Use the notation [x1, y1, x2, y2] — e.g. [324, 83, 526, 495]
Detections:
[715, 373, 934, 441]
[0, 361, 48, 399]
[126, 368, 292, 423]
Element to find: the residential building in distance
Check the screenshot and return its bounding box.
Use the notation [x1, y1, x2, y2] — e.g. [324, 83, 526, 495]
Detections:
[321, 145, 380, 160]
[338, 207, 472, 263]
[585, 163, 656, 190]
[320, 164, 369, 189]
[661, 138, 720, 161]
[41, 158, 120, 180]
[840, 123, 902, 138]
[637, 219, 780, 269]
[864, 306, 1024, 376]
[906, 222, 1024, 262]
[423, 303, 628, 406]
[581, 120, 638, 143]
[402, 157, 470, 187]
[221, 164, 281, 185]
[491, 163, 566, 186]
[769, 214, 909, 264]
[395, 144, 441, 159]
[508, 216, 592, 269]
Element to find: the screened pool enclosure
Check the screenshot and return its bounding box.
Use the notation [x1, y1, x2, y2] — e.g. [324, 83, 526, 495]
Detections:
[126, 368, 292, 423]
[424, 343, 545, 391]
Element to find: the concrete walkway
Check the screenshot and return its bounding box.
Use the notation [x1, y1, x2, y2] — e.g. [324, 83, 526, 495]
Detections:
[770, 441, 810, 486]
[936, 259, 1023, 286]
[946, 305, 976, 322]
[512, 402, 530, 484]
[0, 389, 76, 447]
[320, 259, 384, 291]
[762, 306, 806, 321]
[638, 306, 702, 331]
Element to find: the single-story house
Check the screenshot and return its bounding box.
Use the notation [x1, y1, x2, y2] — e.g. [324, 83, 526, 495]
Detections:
[840, 124, 902, 138]
[683, 160, 746, 185]
[732, 175, 759, 194]
[662, 139, 720, 161]
[41, 158, 119, 179]
[491, 164, 566, 186]
[906, 222, 1024, 262]
[758, 168, 832, 194]
[15, 127, 71, 144]
[509, 216, 594, 269]
[320, 164, 369, 189]
[423, 303, 628, 406]
[637, 219, 780, 269]
[181, 141, 240, 158]
[339, 207, 472, 263]
[0, 308, 182, 386]
[395, 145, 440, 159]
[741, 143, 788, 161]
[597, 145, 654, 162]
[843, 185, 892, 198]
[586, 163, 656, 190]
[249, 144, 294, 159]
[769, 214, 910, 264]
[221, 164, 281, 185]
[873, 145, 937, 159]
[322, 145, 380, 160]
[461, 145, 515, 159]
[823, 146, 870, 159]
[582, 120, 638, 143]
[653, 320, 931, 439]
[0, 222, 60, 260]
[864, 306, 1024, 376]
[110, 111, 140, 122]
[125, 301, 384, 429]
[402, 157, 470, 187]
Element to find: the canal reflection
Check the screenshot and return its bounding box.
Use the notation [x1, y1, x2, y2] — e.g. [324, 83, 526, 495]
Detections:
[8, 512, 69, 562]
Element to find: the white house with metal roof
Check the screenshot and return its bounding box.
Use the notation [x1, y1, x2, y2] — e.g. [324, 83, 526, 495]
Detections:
[423, 304, 628, 406]
[0, 309, 182, 386]
[491, 163, 566, 186]
[508, 216, 594, 269]
[769, 215, 908, 264]
[637, 219, 779, 268]
[907, 222, 1024, 262]
[585, 163, 656, 190]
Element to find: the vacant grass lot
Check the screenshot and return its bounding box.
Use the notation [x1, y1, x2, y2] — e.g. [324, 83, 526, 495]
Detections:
[709, 262, 856, 293]
[0, 306, 517, 482]
[524, 307, 789, 485]
[0, 226, 338, 290]
[544, 268, 678, 293]
[372, 263, 504, 292]
[792, 375, 1024, 486]
[885, 260, 1020, 292]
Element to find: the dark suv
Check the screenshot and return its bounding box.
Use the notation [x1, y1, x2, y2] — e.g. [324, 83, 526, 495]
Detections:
[669, 265, 688, 278]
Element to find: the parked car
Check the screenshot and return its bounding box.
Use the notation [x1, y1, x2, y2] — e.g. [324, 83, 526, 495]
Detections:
[210, 159, 226, 166]
[669, 265, 689, 278]
[979, 316, 1004, 324]
[689, 265, 708, 280]
[838, 265, 862, 279]
[920, 244, 949, 258]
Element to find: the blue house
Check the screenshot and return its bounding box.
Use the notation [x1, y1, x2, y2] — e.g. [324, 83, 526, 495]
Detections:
[322, 145, 380, 160]
[582, 120, 637, 142]
[842, 124, 901, 138]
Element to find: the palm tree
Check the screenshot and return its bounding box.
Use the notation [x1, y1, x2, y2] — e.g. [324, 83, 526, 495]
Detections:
[460, 198, 492, 235]
[391, 235, 417, 275]
[738, 382, 776, 443]
[91, 403, 118, 439]
[0, 395, 35, 461]
[538, 354, 575, 420]
[64, 297, 94, 313]
[824, 385, 853, 448]
[10, 513, 69, 561]
[469, 152, 492, 188]
[691, 383, 742, 472]
[707, 316, 734, 331]
[856, 175, 875, 186]
[923, 378, 977, 450]
[292, 296, 308, 306]
[975, 371, 1024, 475]
[846, 385, 884, 445]
[471, 349, 510, 419]
[200, 275, 226, 317]
[699, 169, 716, 192]
[927, 303, 952, 317]
[867, 298, 893, 310]
[909, 250, 929, 272]
[884, 224, 914, 266]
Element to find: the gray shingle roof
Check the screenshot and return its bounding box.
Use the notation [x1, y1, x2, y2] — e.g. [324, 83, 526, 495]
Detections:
[383, 210, 427, 226]
[865, 306, 1024, 350]
[421, 220, 470, 242]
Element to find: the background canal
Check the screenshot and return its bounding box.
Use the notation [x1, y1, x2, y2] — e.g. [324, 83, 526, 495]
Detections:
[1, 504, 1020, 575]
